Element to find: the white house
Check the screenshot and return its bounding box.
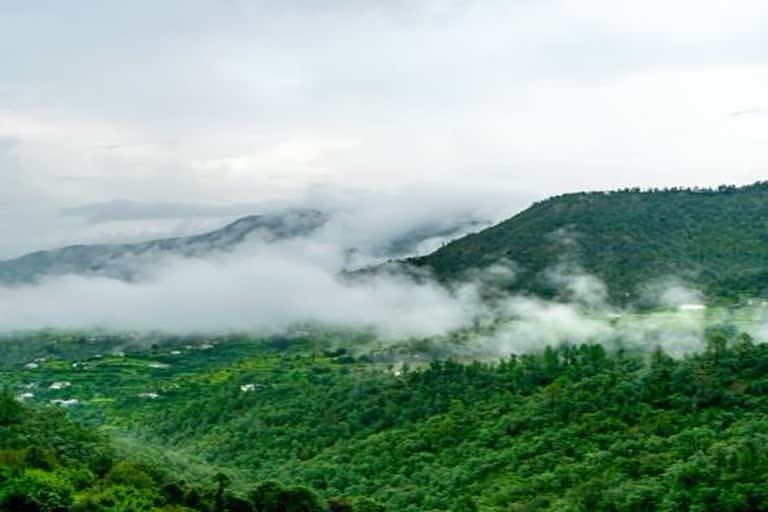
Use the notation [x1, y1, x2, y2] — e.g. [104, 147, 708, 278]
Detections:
[50, 399, 79, 407]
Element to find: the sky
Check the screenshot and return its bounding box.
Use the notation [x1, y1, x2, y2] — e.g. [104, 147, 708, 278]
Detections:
[1, 0, 767, 258]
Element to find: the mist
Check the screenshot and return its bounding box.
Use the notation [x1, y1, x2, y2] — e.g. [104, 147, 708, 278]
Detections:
[2, 220, 763, 358]
[0, 235, 480, 337]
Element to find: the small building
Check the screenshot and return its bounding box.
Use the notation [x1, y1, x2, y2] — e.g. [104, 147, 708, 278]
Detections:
[50, 399, 79, 407]
[49, 381, 72, 390]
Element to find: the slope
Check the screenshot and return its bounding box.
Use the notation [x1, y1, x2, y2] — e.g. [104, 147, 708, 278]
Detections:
[409, 182, 768, 302]
[5, 330, 768, 511]
[0, 385, 384, 511]
[0, 209, 327, 285]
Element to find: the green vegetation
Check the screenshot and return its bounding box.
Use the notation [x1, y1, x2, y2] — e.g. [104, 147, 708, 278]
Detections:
[5, 327, 768, 511]
[0, 336, 386, 511]
[8, 184, 768, 510]
[410, 182, 768, 303]
[0, 391, 382, 511]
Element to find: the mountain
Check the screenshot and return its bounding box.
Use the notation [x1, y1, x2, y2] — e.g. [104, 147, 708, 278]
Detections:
[0, 208, 489, 285]
[373, 219, 490, 259]
[0, 209, 328, 284]
[409, 182, 768, 303]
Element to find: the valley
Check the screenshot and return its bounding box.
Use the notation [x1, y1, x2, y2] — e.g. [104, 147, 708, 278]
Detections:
[6, 185, 768, 510]
[4, 306, 768, 510]
[5, 2, 766, 509]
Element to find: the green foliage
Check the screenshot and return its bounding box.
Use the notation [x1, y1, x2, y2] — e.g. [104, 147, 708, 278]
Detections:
[247, 481, 325, 512]
[9, 329, 768, 510]
[1, 469, 73, 512]
[84, 334, 768, 511]
[409, 182, 768, 303]
[0, 392, 23, 427]
[0, 388, 380, 511]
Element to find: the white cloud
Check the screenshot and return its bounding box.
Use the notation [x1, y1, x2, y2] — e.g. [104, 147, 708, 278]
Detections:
[0, 237, 739, 358]
[0, 0, 766, 256]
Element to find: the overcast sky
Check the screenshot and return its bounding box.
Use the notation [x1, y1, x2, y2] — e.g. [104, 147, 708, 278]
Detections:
[1, 0, 767, 258]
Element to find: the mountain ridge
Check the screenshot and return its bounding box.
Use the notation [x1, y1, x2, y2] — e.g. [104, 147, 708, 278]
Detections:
[0, 209, 328, 284]
[0, 208, 488, 285]
[408, 182, 768, 303]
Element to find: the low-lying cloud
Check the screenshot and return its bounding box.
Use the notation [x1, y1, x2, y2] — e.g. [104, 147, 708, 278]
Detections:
[1, 225, 762, 359]
[0, 238, 478, 337]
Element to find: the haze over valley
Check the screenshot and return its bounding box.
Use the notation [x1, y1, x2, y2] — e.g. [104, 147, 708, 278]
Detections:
[2, 1, 768, 511]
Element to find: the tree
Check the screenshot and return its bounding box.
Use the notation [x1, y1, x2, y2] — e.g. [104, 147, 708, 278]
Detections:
[0, 392, 23, 427]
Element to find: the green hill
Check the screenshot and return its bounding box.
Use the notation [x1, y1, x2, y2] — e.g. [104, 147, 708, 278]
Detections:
[0, 364, 383, 512]
[6, 329, 768, 511]
[409, 182, 768, 303]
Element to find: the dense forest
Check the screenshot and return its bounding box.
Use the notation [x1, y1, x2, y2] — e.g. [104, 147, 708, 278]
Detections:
[409, 182, 768, 303]
[0, 388, 383, 511]
[5, 327, 768, 511]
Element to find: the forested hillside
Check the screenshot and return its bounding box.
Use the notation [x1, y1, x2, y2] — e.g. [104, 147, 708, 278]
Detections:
[410, 182, 768, 303]
[5, 329, 768, 511]
[0, 388, 382, 511]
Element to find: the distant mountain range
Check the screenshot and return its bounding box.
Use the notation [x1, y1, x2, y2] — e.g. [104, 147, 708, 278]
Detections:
[12, 182, 768, 303]
[0, 209, 328, 284]
[0, 209, 488, 285]
[409, 182, 768, 303]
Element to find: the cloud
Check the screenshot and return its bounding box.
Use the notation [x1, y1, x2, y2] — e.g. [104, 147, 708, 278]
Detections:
[639, 276, 705, 308]
[0, 177, 527, 260]
[730, 107, 768, 117]
[300, 184, 520, 265]
[61, 200, 269, 223]
[0, 228, 746, 359]
[0, 241, 481, 338]
[0, 0, 767, 350]
[1, 0, 767, 261]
